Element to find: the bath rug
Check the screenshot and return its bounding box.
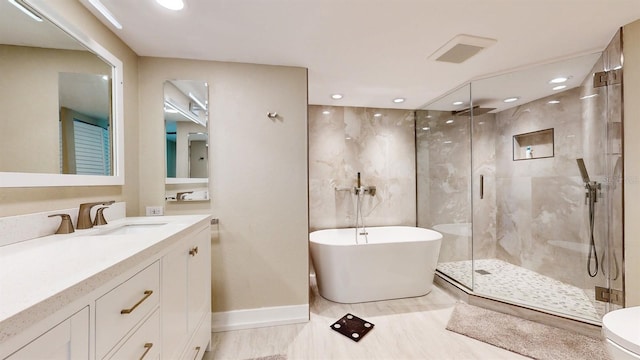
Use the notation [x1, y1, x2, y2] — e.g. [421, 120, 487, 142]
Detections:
[330, 313, 375, 342]
[446, 302, 610, 360]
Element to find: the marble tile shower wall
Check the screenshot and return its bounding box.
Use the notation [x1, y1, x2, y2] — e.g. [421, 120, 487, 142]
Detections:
[494, 85, 606, 289]
[308, 106, 416, 231]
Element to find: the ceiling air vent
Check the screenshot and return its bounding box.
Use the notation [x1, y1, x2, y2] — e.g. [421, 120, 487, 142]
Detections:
[429, 34, 497, 64]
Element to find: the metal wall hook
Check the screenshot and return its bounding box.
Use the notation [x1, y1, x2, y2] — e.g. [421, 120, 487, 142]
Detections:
[267, 112, 278, 119]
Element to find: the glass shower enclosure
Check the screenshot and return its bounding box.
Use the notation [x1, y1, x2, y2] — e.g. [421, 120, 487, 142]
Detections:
[417, 31, 624, 324]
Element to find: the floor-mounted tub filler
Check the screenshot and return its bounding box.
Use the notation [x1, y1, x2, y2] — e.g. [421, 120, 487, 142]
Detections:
[310, 226, 442, 303]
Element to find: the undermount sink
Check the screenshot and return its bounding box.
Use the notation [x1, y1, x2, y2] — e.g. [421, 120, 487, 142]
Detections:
[97, 223, 168, 236]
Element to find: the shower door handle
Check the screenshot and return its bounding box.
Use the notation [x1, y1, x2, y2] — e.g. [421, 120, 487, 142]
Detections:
[480, 175, 484, 200]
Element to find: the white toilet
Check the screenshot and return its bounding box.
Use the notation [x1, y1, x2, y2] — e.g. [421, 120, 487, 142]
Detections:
[602, 307, 640, 360]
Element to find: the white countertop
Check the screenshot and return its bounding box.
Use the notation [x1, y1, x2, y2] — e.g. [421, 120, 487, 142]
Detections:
[0, 214, 210, 342]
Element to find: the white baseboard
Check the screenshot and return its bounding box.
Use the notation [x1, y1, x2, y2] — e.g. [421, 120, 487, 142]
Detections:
[212, 304, 309, 332]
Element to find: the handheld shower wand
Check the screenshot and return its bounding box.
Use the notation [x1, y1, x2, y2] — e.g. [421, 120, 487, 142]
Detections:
[576, 158, 601, 277]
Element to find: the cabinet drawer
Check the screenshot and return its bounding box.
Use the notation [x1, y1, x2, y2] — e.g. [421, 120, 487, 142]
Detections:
[108, 309, 160, 360]
[96, 261, 160, 359]
[182, 313, 211, 360]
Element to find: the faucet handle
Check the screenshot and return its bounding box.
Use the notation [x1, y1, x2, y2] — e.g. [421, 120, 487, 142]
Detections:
[93, 207, 109, 226]
[48, 214, 75, 234]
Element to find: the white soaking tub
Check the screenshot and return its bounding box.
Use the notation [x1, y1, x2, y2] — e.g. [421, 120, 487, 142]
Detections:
[309, 226, 442, 303]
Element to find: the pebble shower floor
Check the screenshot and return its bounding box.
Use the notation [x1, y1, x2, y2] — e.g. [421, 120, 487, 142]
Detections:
[437, 258, 605, 323]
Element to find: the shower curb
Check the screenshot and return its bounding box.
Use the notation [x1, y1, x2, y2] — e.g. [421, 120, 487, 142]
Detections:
[435, 272, 604, 339]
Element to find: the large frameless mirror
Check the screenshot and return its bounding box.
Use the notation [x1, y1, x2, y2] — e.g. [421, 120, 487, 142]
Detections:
[0, 0, 124, 187]
[164, 80, 210, 202]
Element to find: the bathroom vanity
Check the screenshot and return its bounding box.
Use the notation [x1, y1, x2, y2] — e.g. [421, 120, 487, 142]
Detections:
[0, 214, 211, 360]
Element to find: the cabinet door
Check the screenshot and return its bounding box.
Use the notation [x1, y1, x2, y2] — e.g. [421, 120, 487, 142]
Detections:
[187, 227, 211, 333]
[6, 307, 89, 360]
[161, 243, 189, 360]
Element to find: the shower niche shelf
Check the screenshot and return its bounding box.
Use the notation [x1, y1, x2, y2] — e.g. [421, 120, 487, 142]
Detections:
[513, 128, 554, 161]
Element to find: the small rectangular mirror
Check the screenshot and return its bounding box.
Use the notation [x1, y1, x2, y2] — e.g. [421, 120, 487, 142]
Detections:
[164, 80, 210, 202]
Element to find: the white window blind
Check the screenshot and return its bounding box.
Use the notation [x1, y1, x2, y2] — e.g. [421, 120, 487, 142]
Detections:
[73, 120, 110, 175]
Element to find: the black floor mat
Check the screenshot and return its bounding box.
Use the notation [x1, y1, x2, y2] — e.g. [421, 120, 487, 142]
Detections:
[330, 313, 374, 342]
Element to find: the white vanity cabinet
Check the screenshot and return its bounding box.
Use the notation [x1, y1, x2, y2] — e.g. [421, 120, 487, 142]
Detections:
[161, 226, 211, 360]
[5, 308, 89, 360]
[0, 215, 212, 360]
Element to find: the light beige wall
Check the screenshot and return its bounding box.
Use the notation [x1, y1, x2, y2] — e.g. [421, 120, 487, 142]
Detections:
[623, 20, 640, 306]
[138, 57, 309, 312]
[0, 0, 139, 217]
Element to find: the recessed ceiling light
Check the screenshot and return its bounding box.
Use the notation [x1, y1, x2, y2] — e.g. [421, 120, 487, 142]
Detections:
[374, 113, 382, 117]
[549, 77, 569, 84]
[552, 85, 567, 91]
[331, 94, 343, 100]
[443, 140, 453, 144]
[548, 100, 560, 104]
[156, 0, 184, 10]
[452, 101, 464, 106]
[322, 110, 331, 115]
[393, 98, 405, 103]
[446, 119, 454, 124]
[503, 97, 519, 103]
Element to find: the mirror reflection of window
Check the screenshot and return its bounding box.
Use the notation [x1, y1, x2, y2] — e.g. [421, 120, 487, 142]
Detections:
[59, 72, 112, 175]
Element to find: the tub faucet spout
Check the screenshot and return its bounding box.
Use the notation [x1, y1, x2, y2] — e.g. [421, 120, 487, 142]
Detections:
[77, 201, 115, 229]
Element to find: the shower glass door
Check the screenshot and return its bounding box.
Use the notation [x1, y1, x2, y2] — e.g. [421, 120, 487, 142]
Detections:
[469, 33, 624, 323]
[420, 32, 624, 324]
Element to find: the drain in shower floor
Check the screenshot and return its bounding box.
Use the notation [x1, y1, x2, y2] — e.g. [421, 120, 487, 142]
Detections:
[475, 269, 491, 275]
[330, 313, 374, 342]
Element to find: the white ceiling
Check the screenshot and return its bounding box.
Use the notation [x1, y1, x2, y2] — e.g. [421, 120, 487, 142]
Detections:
[79, 0, 640, 110]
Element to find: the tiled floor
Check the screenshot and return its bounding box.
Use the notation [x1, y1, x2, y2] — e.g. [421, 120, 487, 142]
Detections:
[205, 279, 530, 360]
[437, 258, 605, 323]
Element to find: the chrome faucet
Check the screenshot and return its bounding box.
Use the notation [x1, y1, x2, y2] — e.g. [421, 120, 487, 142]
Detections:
[77, 201, 115, 229]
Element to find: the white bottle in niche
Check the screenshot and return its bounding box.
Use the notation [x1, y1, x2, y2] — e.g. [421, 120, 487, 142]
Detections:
[525, 146, 533, 159]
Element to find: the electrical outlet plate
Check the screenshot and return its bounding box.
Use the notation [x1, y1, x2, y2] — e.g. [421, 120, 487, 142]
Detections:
[145, 206, 164, 216]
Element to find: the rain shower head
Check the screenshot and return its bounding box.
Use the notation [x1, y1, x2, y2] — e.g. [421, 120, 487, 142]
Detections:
[576, 158, 591, 183]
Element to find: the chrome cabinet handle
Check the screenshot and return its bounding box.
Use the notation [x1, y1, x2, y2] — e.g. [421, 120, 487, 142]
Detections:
[120, 290, 153, 314]
[192, 346, 202, 360]
[189, 246, 199, 256]
[139, 343, 153, 360]
[480, 175, 484, 200]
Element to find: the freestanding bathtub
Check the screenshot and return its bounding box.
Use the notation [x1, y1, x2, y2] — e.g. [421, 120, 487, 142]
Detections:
[309, 226, 442, 303]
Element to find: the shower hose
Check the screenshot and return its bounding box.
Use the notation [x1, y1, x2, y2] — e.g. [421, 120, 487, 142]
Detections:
[587, 187, 598, 278]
